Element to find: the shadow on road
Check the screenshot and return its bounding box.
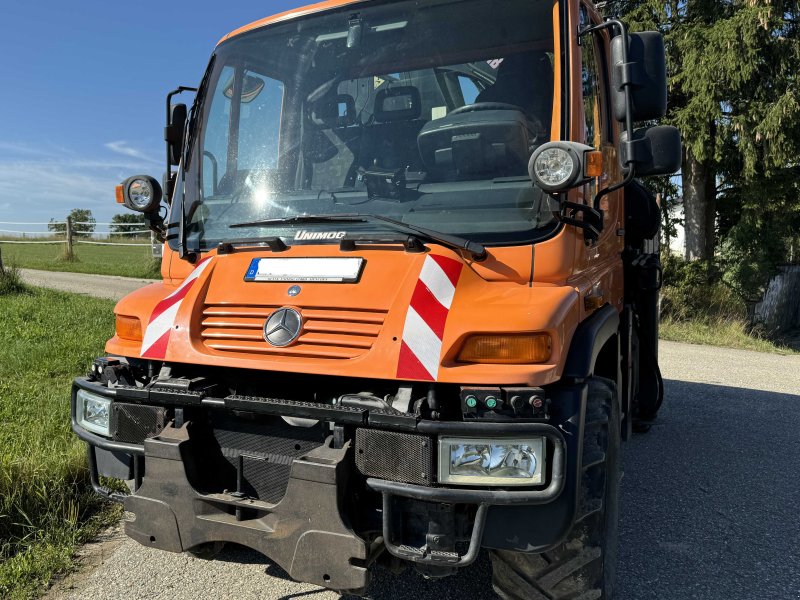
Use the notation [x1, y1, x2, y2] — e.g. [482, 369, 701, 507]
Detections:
[213, 379, 800, 599]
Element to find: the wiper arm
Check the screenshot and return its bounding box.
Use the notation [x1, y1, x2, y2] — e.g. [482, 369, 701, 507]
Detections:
[229, 214, 368, 228]
[229, 213, 487, 261]
[358, 214, 487, 261]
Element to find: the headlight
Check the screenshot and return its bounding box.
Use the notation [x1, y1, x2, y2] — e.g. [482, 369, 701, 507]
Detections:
[118, 175, 162, 213]
[528, 141, 600, 192]
[533, 147, 576, 188]
[76, 389, 112, 437]
[438, 437, 545, 486]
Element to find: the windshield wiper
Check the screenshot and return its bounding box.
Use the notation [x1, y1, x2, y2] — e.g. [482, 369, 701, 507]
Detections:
[229, 214, 487, 261]
[229, 214, 367, 228]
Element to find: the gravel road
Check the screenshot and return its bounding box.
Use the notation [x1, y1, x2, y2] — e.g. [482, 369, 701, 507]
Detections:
[31, 271, 800, 599]
[19, 268, 157, 301]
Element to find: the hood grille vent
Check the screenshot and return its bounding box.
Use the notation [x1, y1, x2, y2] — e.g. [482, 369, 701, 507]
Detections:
[200, 303, 387, 360]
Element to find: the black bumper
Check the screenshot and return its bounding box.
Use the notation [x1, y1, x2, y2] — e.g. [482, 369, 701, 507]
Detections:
[72, 376, 587, 588]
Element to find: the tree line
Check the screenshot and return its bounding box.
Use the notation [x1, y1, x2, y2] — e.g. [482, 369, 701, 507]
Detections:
[608, 0, 800, 301]
[47, 209, 148, 238]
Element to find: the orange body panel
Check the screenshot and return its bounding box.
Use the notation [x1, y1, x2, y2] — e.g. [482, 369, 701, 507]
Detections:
[109, 243, 581, 386]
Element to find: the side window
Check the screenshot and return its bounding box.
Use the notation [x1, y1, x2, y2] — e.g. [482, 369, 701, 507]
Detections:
[457, 75, 480, 105]
[202, 65, 233, 197]
[579, 6, 607, 149]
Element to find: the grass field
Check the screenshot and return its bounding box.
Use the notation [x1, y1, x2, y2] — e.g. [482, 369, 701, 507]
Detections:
[0, 281, 121, 599]
[659, 316, 798, 354]
[0, 241, 161, 279]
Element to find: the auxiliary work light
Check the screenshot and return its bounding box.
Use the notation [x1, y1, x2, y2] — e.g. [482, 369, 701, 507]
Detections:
[438, 437, 545, 486]
[117, 175, 163, 213]
[76, 389, 112, 437]
[528, 141, 601, 192]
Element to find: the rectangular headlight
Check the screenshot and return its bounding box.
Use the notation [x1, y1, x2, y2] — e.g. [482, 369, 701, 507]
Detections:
[76, 389, 112, 437]
[438, 436, 545, 486]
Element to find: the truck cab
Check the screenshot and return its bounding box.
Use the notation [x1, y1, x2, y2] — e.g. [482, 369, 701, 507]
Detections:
[72, 0, 679, 597]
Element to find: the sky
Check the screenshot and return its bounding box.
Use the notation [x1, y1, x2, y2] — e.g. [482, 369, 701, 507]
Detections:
[0, 0, 302, 229]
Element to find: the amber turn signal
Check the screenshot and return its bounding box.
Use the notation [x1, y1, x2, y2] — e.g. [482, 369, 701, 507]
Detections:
[116, 315, 143, 341]
[115, 184, 125, 204]
[584, 151, 603, 178]
[457, 334, 552, 364]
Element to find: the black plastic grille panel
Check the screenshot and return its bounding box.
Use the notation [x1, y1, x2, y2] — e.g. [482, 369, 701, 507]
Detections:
[213, 417, 325, 504]
[111, 403, 169, 444]
[355, 429, 433, 485]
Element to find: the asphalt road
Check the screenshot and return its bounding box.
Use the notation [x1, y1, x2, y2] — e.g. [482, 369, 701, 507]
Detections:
[19, 268, 157, 301]
[42, 340, 799, 600]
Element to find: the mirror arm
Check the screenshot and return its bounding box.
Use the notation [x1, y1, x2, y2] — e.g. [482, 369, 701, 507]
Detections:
[580, 19, 639, 205]
[165, 87, 198, 176]
[165, 86, 198, 262]
[579, 19, 635, 148]
[552, 200, 604, 243]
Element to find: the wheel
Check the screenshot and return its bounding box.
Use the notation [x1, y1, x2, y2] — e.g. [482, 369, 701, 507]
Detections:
[186, 541, 226, 560]
[490, 377, 621, 600]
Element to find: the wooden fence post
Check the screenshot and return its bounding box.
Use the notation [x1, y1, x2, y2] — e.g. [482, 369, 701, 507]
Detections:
[65, 216, 74, 259]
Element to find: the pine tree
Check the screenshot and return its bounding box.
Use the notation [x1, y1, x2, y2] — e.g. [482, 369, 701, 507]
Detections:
[605, 0, 800, 277]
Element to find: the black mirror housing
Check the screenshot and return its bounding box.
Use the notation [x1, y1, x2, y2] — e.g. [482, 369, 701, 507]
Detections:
[165, 103, 188, 166]
[611, 32, 667, 123]
[620, 125, 681, 176]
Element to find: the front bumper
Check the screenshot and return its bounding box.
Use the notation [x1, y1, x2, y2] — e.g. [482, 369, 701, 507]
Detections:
[72, 376, 586, 589]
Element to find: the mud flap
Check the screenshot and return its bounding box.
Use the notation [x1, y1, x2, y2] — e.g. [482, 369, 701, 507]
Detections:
[124, 424, 368, 592]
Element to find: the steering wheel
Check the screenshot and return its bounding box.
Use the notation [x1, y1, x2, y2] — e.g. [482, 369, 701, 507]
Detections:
[448, 102, 526, 116]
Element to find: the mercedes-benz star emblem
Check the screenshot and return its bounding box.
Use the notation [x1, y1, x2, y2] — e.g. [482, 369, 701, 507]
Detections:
[263, 308, 303, 347]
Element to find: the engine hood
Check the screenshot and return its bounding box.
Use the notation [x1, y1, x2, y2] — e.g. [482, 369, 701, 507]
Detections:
[107, 245, 581, 386]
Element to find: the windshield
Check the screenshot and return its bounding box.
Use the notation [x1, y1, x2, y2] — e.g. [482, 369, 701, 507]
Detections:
[183, 0, 561, 250]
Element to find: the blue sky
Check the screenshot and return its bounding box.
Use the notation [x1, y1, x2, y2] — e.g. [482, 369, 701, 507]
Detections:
[0, 0, 301, 228]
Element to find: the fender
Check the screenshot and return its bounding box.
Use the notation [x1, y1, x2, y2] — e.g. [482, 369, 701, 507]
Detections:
[562, 304, 620, 381]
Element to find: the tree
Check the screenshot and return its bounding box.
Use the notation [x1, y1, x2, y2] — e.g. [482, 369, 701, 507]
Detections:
[606, 0, 800, 289]
[48, 208, 96, 237]
[110, 213, 147, 238]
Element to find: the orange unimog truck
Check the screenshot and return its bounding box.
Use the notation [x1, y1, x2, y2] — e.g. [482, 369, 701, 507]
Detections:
[72, 0, 680, 596]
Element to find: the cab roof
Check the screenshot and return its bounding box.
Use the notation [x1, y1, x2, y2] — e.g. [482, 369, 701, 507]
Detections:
[218, 0, 368, 45]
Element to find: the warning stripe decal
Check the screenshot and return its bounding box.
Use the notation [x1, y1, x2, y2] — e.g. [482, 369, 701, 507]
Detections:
[141, 257, 213, 359]
[396, 254, 463, 381]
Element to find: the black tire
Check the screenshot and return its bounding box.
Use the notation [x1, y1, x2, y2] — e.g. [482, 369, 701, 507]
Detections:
[491, 377, 621, 600]
[186, 541, 226, 560]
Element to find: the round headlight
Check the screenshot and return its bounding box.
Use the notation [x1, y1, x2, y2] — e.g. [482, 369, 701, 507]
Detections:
[121, 175, 162, 213]
[528, 142, 595, 193]
[534, 148, 575, 188]
[128, 179, 154, 209]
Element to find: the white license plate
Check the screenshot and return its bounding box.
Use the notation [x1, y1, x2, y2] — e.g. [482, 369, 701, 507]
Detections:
[244, 257, 365, 282]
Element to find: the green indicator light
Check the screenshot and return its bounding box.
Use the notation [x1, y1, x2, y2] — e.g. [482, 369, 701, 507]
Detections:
[485, 396, 498, 409]
[465, 396, 477, 408]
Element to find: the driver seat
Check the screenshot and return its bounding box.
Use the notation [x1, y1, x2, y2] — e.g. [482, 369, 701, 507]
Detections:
[475, 51, 552, 137]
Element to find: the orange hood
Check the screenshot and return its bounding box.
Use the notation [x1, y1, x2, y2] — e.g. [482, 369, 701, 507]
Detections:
[107, 245, 580, 386]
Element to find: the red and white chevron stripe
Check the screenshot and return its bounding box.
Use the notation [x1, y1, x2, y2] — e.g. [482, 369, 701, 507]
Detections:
[396, 254, 463, 381]
[140, 257, 213, 359]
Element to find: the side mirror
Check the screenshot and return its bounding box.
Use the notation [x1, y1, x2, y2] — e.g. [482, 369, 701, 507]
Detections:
[619, 125, 681, 176]
[116, 175, 163, 213]
[529, 141, 601, 192]
[610, 32, 667, 123]
[165, 103, 187, 166]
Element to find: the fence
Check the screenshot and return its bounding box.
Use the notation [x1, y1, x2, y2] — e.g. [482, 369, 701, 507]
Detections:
[0, 219, 160, 257]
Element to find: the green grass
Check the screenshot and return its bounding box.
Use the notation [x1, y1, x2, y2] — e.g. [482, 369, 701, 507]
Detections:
[0, 285, 122, 599]
[0, 241, 160, 279]
[660, 315, 799, 355]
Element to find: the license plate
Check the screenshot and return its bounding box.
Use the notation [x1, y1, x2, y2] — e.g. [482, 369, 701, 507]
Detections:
[244, 257, 365, 282]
